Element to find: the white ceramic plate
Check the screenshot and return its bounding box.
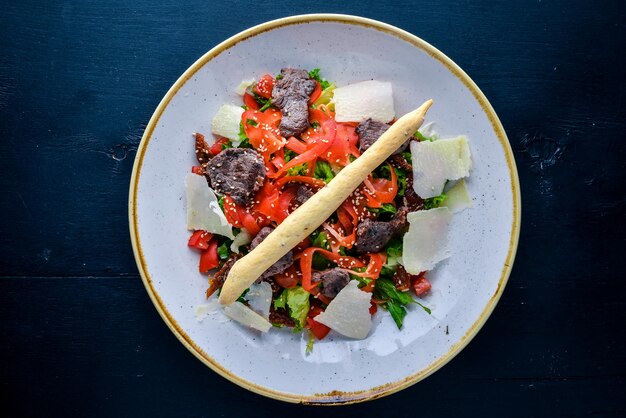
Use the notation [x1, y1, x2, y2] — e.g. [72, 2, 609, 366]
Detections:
[129, 14, 520, 404]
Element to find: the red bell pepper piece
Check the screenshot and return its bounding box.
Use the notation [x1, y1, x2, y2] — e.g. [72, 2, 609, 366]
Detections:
[188, 231, 213, 250]
[308, 81, 322, 104]
[199, 238, 219, 272]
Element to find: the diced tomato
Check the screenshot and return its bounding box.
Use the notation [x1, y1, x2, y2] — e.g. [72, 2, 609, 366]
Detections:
[191, 166, 204, 175]
[308, 81, 322, 104]
[199, 238, 219, 272]
[253, 74, 276, 99]
[306, 317, 331, 340]
[209, 137, 230, 155]
[412, 274, 432, 296]
[188, 230, 213, 250]
[243, 92, 260, 110]
[369, 300, 378, 315]
[242, 109, 284, 157]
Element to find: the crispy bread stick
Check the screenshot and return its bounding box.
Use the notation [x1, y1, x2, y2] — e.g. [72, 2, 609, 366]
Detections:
[219, 100, 433, 304]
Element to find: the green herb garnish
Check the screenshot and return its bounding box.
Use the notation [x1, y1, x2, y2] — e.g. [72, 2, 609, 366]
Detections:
[423, 193, 447, 209]
[313, 161, 335, 183]
[308, 68, 331, 89]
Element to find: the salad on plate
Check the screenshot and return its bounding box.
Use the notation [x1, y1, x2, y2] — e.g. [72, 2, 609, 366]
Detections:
[185, 68, 472, 348]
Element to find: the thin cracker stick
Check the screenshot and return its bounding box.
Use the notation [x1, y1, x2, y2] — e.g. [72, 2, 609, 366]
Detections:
[219, 99, 433, 304]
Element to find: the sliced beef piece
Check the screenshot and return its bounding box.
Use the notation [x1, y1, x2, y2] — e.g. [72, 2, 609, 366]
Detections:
[354, 209, 409, 254]
[356, 119, 410, 154]
[403, 175, 424, 212]
[356, 119, 390, 153]
[293, 185, 313, 207]
[388, 152, 413, 172]
[194, 132, 212, 170]
[313, 268, 351, 299]
[250, 227, 294, 279]
[205, 148, 265, 206]
[272, 68, 317, 137]
[354, 219, 396, 254]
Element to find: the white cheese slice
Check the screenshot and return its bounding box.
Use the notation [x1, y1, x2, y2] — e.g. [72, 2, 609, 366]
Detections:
[245, 282, 272, 320]
[332, 80, 395, 123]
[185, 173, 234, 239]
[314, 281, 372, 339]
[402, 208, 452, 274]
[235, 79, 255, 95]
[223, 301, 272, 332]
[211, 104, 244, 142]
[230, 228, 252, 253]
[443, 179, 472, 213]
[410, 135, 472, 198]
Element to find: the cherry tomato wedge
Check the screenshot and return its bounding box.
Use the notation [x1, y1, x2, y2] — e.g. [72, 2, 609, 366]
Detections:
[306, 317, 331, 340]
[253, 74, 275, 99]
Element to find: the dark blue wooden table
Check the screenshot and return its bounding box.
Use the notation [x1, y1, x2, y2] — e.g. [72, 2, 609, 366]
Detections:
[1, 1, 624, 416]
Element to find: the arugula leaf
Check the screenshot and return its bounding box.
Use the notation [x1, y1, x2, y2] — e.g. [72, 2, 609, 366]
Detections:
[395, 167, 408, 197]
[369, 203, 397, 215]
[386, 301, 407, 329]
[284, 149, 297, 163]
[385, 237, 403, 259]
[310, 231, 331, 269]
[238, 123, 252, 148]
[313, 161, 335, 182]
[274, 290, 287, 310]
[218, 196, 225, 211]
[379, 265, 397, 279]
[423, 193, 448, 209]
[217, 242, 230, 260]
[287, 163, 308, 176]
[245, 118, 258, 127]
[259, 100, 273, 112]
[375, 279, 413, 305]
[236, 288, 249, 303]
[353, 276, 373, 288]
[221, 140, 233, 150]
[416, 301, 431, 315]
[401, 151, 412, 163]
[308, 68, 331, 89]
[311, 231, 329, 249]
[306, 330, 315, 355]
[415, 131, 436, 142]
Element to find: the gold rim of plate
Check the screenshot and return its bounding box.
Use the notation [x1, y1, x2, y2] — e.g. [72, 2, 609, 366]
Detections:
[127, 13, 522, 405]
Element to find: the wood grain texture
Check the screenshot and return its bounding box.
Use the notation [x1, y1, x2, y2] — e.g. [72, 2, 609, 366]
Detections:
[0, 0, 624, 416]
